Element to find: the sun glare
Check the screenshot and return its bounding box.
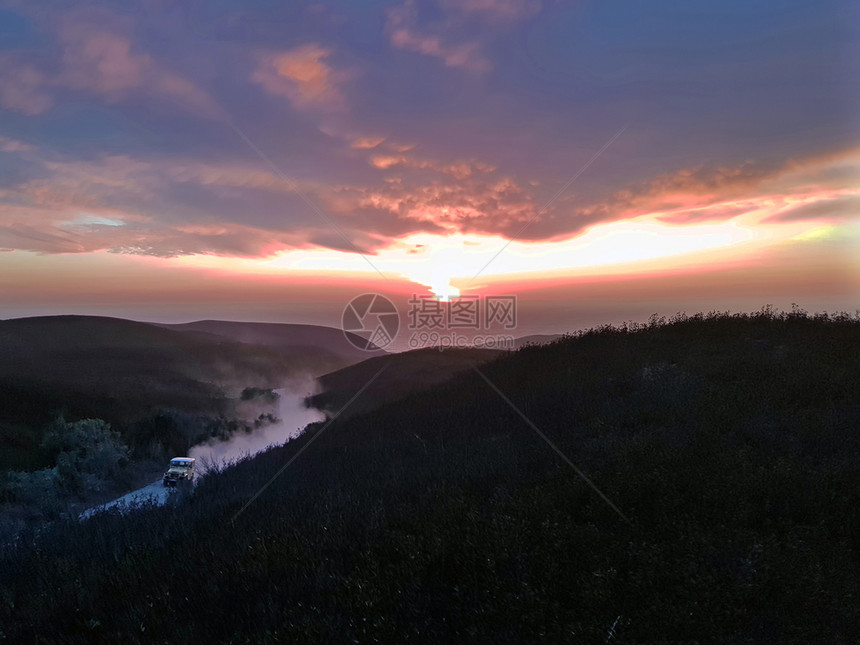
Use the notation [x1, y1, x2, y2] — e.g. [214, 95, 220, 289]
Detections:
[164, 188, 853, 299]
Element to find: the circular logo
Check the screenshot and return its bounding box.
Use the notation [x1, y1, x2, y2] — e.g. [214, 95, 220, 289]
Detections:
[341, 293, 400, 351]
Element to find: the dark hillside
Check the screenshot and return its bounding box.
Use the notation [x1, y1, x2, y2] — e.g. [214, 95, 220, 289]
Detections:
[1, 310, 858, 643]
[0, 316, 355, 469]
[308, 346, 506, 417]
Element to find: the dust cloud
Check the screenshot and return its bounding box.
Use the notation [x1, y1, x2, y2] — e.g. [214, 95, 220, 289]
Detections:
[190, 377, 324, 468]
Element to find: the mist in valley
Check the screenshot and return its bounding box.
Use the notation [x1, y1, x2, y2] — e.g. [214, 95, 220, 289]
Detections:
[190, 377, 325, 468]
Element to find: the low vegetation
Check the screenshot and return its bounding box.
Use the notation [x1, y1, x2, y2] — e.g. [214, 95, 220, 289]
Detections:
[2, 419, 130, 518]
[1, 308, 858, 643]
[308, 346, 505, 418]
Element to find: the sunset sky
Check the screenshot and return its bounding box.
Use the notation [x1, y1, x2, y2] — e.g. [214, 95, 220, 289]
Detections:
[1, 0, 858, 336]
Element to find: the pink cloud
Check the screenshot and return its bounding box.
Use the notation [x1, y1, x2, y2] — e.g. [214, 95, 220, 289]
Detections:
[653, 202, 760, 225]
[386, 1, 491, 73]
[764, 193, 860, 223]
[613, 159, 790, 215]
[370, 155, 408, 169]
[58, 17, 224, 118]
[30, 154, 313, 207]
[614, 149, 860, 222]
[351, 136, 386, 149]
[253, 45, 345, 110]
[325, 170, 539, 238]
[343, 148, 860, 243]
[0, 57, 53, 115]
[442, 0, 542, 23]
[0, 136, 36, 153]
[58, 25, 146, 98]
[3, 137, 857, 260]
[0, 11, 223, 119]
[0, 151, 337, 257]
[0, 178, 306, 259]
[368, 151, 496, 179]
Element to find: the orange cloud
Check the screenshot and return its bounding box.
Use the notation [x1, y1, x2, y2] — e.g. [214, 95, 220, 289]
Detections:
[370, 155, 407, 169]
[326, 170, 537, 238]
[610, 148, 860, 229]
[254, 44, 345, 110]
[367, 152, 496, 179]
[764, 193, 860, 223]
[3, 136, 857, 266]
[351, 136, 386, 149]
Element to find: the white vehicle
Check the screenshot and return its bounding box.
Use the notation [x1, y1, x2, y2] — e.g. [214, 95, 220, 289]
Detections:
[162, 457, 196, 487]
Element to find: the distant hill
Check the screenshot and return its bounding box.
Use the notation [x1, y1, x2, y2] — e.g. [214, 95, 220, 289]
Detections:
[156, 320, 383, 364]
[511, 333, 565, 348]
[0, 316, 373, 469]
[0, 316, 225, 414]
[307, 346, 506, 418]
